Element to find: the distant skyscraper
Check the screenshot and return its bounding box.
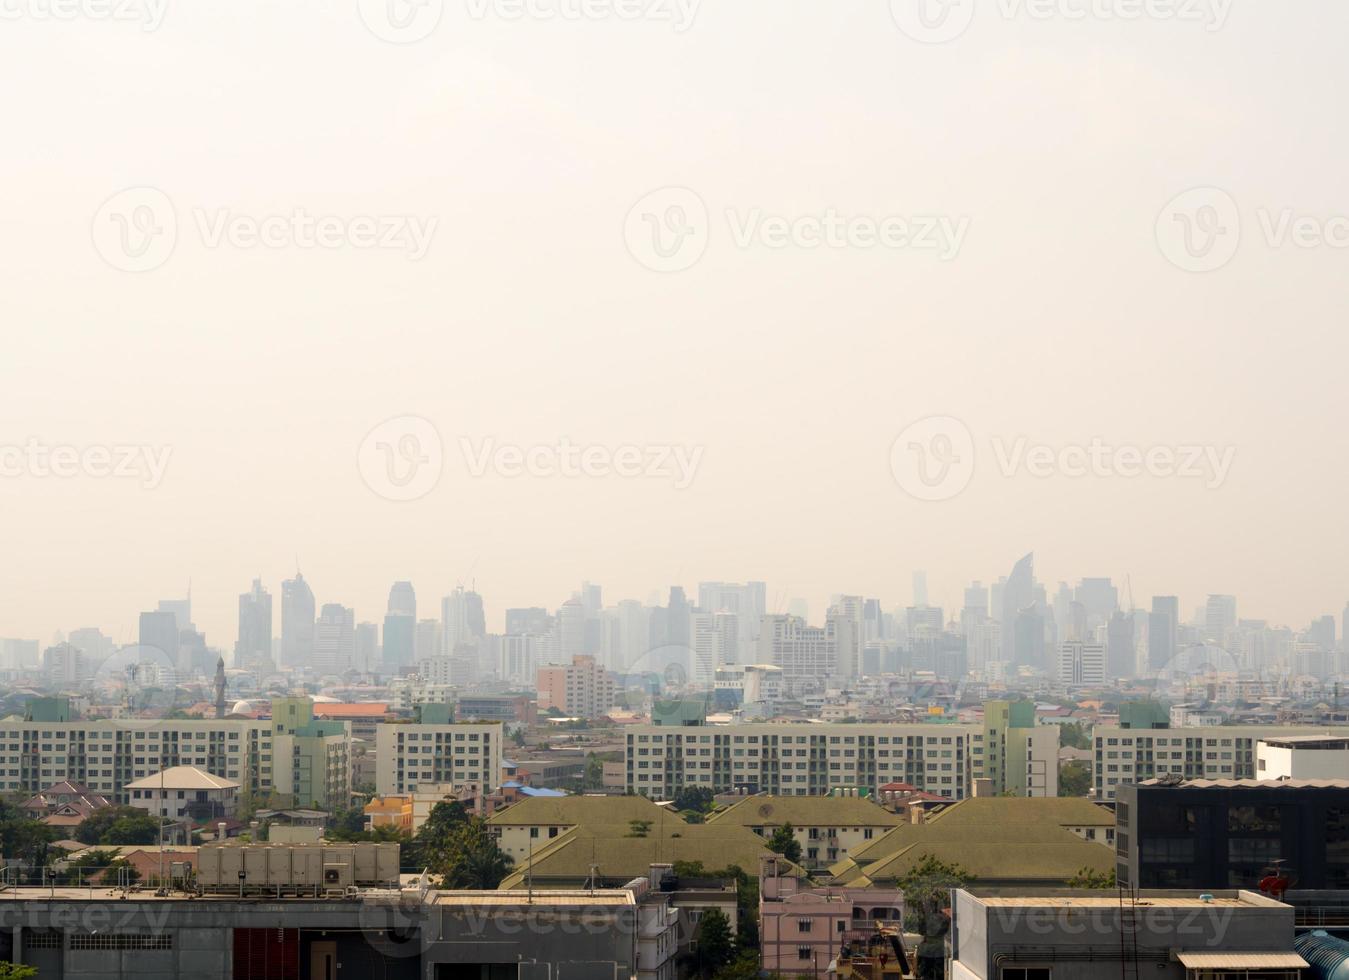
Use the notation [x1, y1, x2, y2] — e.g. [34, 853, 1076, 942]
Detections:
[138, 609, 179, 664]
[1148, 596, 1179, 670]
[1307, 615, 1336, 652]
[355, 622, 379, 674]
[314, 603, 356, 674]
[280, 572, 316, 668]
[556, 598, 586, 662]
[1000, 553, 1036, 665]
[505, 607, 551, 636]
[383, 581, 417, 672]
[697, 581, 767, 655]
[1106, 610, 1136, 679]
[442, 586, 486, 655]
[1205, 595, 1237, 648]
[912, 571, 929, 608]
[157, 595, 192, 632]
[415, 619, 442, 660]
[235, 578, 272, 669]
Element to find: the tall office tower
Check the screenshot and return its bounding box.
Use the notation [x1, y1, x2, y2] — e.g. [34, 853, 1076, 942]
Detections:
[383, 581, 417, 673]
[697, 581, 767, 656]
[1057, 639, 1105, 686]
[157, 595, 192, 632]
[1052, 583, 1073, 639]
[415, 619, 442, 660]
[1013, 606, 1046, 669]
[1205, 595, 1238, 647]
[554, 598, 586, 663]
[1074, 578, 1119, 632]
[689, 610, 723, 684]
[505, 607, 551, 636]
[314, 604, 355, 674]
[666, 586, 691, 650]
[1106, 610, 1136, 679]
[905, 605, 944, 643]
[579, 582, 602, 617]
[999, 553, 1036, 663]
[280, 572, 316, 668]
[441, 586, 486, 655]
[138, 609, 180, 664]
[960, 582, 989, 638]
[610, 599, 649, 673]
[500, 633, 543, 686]
[355, 622, 379, 673]
[1148, 596, 1179, 670]
[235, 578, 272, 669]
[912, 571, 929, 608]
[43, 642, 90, 686]
[1067, 601, 1087, 642]
[758, 613, 856, 688]
[67, 628, 113, 664]
[1307, 615, 1336, 652]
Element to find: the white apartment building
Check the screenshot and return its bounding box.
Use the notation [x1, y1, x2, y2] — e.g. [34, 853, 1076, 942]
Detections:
[1256, 734, 1349, 780]
[374, 722, 503, 796]
[0, 718, 274, 803]
[1057, 640, 1105, 686]
[387, 677, 456, 713]
[1092, 725, 1349, 799]
[755, 614, 860, 690]
[625, 723, 979, 799]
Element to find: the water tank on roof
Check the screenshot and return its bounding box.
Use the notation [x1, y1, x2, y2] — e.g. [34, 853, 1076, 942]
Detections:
[1296, 929, 1349, 980]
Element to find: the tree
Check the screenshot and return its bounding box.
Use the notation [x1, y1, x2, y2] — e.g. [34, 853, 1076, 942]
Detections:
[0, 963, 37, 980]
[1068, 866, 1116, 889]
[673, 786, 716, 815]
[894, 855, 971, 980]
[414, 801, 470, 868]
[436, 817, 514, 889]
[711, 950, 760, 980]
[766, 824, 801, 864]
[1059, 760, 1092, 797]
[1059, 721, 1091, 749]
[694, 908, 735, 978]
[0, 801, 57, 866]
[75, 806, 161, 846]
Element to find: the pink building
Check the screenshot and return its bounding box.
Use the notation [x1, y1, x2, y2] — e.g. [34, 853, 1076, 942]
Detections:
[536, 655, 616, 718]
[759, 855, 904, 979]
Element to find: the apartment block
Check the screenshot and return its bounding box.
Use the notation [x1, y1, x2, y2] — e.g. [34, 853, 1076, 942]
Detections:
[374, 722, 503, 796]
[536, 655, 616, 718]
[1092, 725, 1349, 800]
[625, 723, 979, 798]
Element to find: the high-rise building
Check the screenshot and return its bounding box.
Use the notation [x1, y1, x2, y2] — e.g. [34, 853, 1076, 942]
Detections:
[280, 572, 316, 668]
[697, 581, 767, 658]
[314, 604, 356, 675]
[441, 586, 486, 655]
[383, 581, 417, 672]
[355, 622, 379, 674]
[1057, 639, 1105, 686]
[756, 613, 859, 689]
[537, 655, 616, 718]
[234, 578, 272, 669]
[1148, 596, 1179, 670]
[555, 598, 586, 663]
[1106, 610, 1137, 679]
[1073, 578, 1118, 632]
[1000, 553, 1036, 665]
[505, 607, 551, 635]
[1205, 594, 1238, 647]
[415, 619, 442, 661]
[138, 609, 180, 664]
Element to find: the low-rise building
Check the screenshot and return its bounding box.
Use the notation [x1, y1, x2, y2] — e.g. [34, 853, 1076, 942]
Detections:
[1256, 735, 1349, 780]
[949, 889, 1305, 980]
[706, 793, 905, 870]
[125, 766, 240, 821]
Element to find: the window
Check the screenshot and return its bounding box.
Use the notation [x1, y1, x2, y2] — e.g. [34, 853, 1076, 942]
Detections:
[797, 919, 813, 932]
[797, 947, 813, 961]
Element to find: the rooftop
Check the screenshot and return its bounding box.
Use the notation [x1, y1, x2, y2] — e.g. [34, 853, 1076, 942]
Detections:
[124, 766, 240, 791]
[707, 794, 905, 828]
[1139, 777, 1349, 789]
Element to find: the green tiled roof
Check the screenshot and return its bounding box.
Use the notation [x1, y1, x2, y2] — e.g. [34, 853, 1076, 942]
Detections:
[707, 795, 905, 829]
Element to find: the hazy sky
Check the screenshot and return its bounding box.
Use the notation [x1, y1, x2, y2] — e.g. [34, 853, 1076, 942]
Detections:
[2, 0, 1347, 648]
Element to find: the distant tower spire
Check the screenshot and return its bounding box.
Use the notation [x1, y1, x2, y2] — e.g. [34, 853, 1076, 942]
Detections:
[214, 657, 227, 719]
